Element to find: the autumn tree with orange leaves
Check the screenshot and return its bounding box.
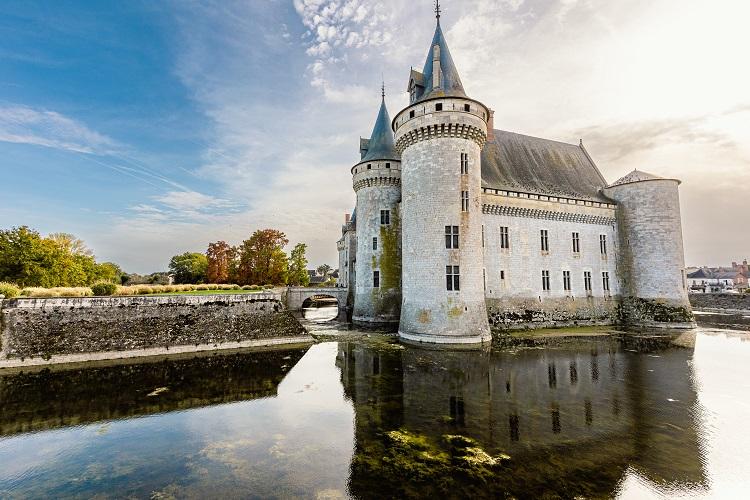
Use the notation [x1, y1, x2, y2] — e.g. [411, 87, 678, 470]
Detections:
[206, 241, 235, 284]
[235, 229, 289, 286]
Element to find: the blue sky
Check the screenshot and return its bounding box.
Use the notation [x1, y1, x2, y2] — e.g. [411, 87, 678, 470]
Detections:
[1, 0, 748, 273]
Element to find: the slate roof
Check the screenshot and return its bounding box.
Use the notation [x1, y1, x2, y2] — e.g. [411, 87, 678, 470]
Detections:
[412, 20, 466, 103]
[481, 130, 611, 202]
[360, 97, 400, 163]
[610, 170, 664, 187]
[687, 269, 712, 279]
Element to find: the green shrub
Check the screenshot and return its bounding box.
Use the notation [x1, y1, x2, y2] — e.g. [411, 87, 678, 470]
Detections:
[0, 282, 21, 299]
[241, 285, 253, 290]
[91, 282, 117, 296]
[250, 285, 261, 291]
[137, 286, 153, 295]
[196, 284, 210, 291]
[263, 284, 275, 290]
[231, 284, 241, 290]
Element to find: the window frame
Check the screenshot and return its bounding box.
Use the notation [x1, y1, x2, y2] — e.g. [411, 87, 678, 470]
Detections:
[541, 229, 549, 252]
[563, 271, 572, 292]
[542, 270, 551, 291]
[445, 225, 459, 249]
[380, 209, 391, 225]
[446, 265, 460, 291]
[461, 191, 469, 212]
[373, 270, 380, 289]
[500, 226, 510, 249]
[572, 232, 580, 254]
[372, 237, 378, 251]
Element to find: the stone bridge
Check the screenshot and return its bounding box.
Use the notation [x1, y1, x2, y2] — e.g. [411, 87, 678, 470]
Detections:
[284, 287, 349, 311]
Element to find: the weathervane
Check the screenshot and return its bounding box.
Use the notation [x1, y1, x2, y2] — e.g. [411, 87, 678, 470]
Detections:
[435, 0, 441, 21]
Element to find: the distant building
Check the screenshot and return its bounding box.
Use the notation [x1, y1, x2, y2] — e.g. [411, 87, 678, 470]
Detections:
[687, 268, 746, 293]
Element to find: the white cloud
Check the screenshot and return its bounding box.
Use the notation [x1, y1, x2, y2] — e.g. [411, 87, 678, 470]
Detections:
[0, 105, 118, 154]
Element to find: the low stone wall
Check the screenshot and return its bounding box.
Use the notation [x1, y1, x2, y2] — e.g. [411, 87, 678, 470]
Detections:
[689, 293, 750, 312]
[0, 294, 309, 367]
[486, 296, 619, 333]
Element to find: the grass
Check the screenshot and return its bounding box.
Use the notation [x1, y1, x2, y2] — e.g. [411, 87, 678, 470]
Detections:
[148, 289, 267, 297]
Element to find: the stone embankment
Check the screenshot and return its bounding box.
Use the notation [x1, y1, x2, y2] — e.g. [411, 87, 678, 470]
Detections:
[0, 293, 311, 368]
[689, 293, 750, 312]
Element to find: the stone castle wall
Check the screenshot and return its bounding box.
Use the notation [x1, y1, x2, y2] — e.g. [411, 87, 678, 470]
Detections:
[352, 160, 402, 323]
[603, 179, 693, 327]
[396, 101, 490, 343]
[0, 294, 308, 366]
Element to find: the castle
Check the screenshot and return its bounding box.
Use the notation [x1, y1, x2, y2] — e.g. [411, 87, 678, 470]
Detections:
[337, 6, 694, 345]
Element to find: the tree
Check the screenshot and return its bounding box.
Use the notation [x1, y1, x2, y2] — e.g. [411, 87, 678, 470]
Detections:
[169, 252, 208, 284]
[48, 233, 94, 257]
[0, 226, 62, 287]
[236, 229, 289, 286]
[287, 243, 310, 286]
[206, 241, 235, 284]
[317, 264, 332, 278]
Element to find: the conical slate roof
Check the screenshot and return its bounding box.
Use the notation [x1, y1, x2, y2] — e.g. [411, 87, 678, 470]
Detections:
[414, 20, 466, 103]
[610, 170, 664, 187]
[360, 97, 400, 163]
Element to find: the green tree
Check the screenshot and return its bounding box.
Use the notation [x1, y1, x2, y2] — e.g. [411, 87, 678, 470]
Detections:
[0, 226, 58, 287]
[236, 229, 289, 286]
[96, 262, 123, 283]
[169, 252, 208, 284]
[287, 243, 310, 286]
[317, 264, 332, 278]
[48, 232, 94, 257]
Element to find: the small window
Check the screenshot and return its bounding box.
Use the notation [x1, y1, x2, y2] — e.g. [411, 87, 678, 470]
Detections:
[584, 271, 592, 292]
[410, 110, 415, 119]
[483, 269, 487, 291]
[373, 237, 378, 251]
[367, 164, 372, 170]
[436, 103, 443, 111]
[481, 225, 485, 247]
[373, 270, 380, 288]
[380, 210, 390, 225]
[464, 104, 471, 112]
[385, 163, 391, 169]
[563, 271, 571, 292]
[572, 232, 580, 254]
[445, 226, 459, 249]
[600, 235, 608, 255]
[460, 153, 469, 174]
[461, 191, 469, 212]
[500, 227, 510, 249]
[500, 270, 506, 280]
[446, 266, 460, 291]
[541, 230, 549, 252]
[602, 272, 610, 292]
[542, 270, 551, 291]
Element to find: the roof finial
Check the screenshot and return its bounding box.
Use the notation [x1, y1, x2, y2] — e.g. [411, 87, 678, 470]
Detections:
[381, 80, 385, 100]
[435, 0, 441, 22]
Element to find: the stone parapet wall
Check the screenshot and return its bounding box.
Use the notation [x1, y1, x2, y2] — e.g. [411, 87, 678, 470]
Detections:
[689, 293, 750, 312]
[0, 294, 308, 365]
[486, 296, 619, 332]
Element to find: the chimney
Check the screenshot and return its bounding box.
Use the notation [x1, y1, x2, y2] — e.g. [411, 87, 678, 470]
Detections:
[487, 109, 495, 142]
[345, 213, 351, 224]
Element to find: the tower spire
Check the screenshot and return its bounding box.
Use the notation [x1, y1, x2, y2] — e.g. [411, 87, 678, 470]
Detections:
[381, 77, 385, 100]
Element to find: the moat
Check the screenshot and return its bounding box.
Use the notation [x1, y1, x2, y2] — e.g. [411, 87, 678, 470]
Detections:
[0, 308, 748, 499]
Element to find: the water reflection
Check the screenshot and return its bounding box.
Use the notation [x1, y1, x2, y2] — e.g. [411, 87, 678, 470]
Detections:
[338, 336, 707, 498]
[0, 327, 748, 498]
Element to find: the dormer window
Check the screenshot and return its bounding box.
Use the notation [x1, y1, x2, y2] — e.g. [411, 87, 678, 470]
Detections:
[410, 110, 415, 119]
[409, 80, 417, 103]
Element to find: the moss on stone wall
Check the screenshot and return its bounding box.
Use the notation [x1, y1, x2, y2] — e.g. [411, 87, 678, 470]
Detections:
[370, 206, 402, 318]
[618, 297, 694, 325]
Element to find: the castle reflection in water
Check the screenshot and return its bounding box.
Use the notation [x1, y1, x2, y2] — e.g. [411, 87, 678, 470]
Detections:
[337, 336, 706, 498]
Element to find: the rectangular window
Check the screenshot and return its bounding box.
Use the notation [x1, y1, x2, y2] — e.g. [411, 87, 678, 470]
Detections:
[373, 270, 380, 288]
[602, 272, 610, 292]
[584, 271, 592, 292]
[500, 227, 510, 249]
[409, 110, 415, 118]
[464, 104, 471, 112]
[385, 162, 391, 169]
[372, 237, 378, 251]
[436, 103, 443, 111]
[572, 232, 580, 254]
[460, 153, 469, 174]
[446, 266, 460, 291]
[600, 235, 608, 255]
[461, 191, 469, 212]
[542, 270, 551, 291]
[483, 269, 486, 291]
[563, 271, 571, 292]
[541, 229, 549, 252]
[380, 210, 390, 225]
[500, 270, 506, 281]
[445, 226, 459, 249]
[482, 225, 485, 247]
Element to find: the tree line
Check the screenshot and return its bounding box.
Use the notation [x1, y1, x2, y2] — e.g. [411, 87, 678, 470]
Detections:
[1, 226, 329, 289]
[169, 229, 317, 286]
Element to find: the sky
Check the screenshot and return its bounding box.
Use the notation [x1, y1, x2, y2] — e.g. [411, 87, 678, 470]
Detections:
[0, 0, 748, 273]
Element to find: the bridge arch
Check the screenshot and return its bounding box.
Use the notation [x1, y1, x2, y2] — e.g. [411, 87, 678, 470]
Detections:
[284, 287, 349, 312]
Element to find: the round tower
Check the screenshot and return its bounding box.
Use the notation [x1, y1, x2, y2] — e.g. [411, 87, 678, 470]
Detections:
[393, 11, 491, 344]
[352, 90, 402, 325]
[603, 170, 695, 328]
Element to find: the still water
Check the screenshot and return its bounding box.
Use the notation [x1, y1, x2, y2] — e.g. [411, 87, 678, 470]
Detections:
[0, 309, 748, 499]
